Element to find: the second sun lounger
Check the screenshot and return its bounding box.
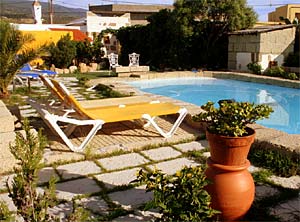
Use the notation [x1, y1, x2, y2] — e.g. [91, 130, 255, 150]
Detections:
[29, 78, 188, 152]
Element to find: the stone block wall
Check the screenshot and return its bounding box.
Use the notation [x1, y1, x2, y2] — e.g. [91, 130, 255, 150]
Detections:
[228, 26, 296, 71]
[260, 28, 296, 55]
[0, 100, 17, 173]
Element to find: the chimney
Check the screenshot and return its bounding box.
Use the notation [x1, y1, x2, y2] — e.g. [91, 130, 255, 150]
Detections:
[32, 0, 42, 24]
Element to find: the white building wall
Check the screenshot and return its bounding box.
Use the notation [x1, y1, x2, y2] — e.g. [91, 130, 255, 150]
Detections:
[261, 54, 284, 70]
[86, 11, 130, 38]
[236, 52, 252, 71]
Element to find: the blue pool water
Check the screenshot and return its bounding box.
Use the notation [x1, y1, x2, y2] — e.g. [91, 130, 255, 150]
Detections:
[129, 77, 300, 134]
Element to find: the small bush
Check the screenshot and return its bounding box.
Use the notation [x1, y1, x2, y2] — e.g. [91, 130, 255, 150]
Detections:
[286, 72, 299, 80]
[247, 62, 262, 74]
[0, 201, 15, 222]
[134, 166, 220, 221]
[77, 76, 89, 86]
[264, 66, 285, 77]
[249, 146, 300, 177]
[93, 84, 127, 98]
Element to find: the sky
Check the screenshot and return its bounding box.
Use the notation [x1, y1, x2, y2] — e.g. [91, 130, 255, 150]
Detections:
[40, 0, 299, 21]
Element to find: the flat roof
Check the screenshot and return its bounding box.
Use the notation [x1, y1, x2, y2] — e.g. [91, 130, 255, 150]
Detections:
[229, 24, 295, 35]
[89, 4, 173, 14]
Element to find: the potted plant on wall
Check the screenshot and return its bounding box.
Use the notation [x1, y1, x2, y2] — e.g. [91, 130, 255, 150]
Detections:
[193, 100, 273, 221]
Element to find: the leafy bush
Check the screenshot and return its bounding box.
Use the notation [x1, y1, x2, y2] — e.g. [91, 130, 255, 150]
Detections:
[264, 66, 285, 78]
[249, 146, 300, 177]
[77, 76, 89, 86]
[0, 201, 15, 222]
[193, 101, 273, 137]
[93, 84, 127, 98]
[75, 35, 104, 65]
[247, 62, 262, 74]
[134, 166, 219, 221]
[286, 72, 299, 80]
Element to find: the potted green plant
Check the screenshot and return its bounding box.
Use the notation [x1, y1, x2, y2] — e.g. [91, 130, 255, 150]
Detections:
[192, 100, 273, 221]
[193, 100, 273, 165]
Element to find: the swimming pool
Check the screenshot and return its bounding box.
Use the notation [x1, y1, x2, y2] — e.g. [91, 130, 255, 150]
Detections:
[129, 77, 300, 134]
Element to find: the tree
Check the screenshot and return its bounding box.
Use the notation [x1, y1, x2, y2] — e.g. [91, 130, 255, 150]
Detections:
[0, 20, 47, 98]
[173, 0, 257, 68]
[147, 9, 192, 69]
[75, 39, 93, 64]
[74, 34, 104, 65]
[116, 0, 257, 70]
[91, 33, 105, 63]
[43, 34, 76, 68]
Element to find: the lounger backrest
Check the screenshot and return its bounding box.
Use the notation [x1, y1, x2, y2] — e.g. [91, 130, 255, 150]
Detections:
[50, 79, 90, 118]
[39, 75, 65, 102]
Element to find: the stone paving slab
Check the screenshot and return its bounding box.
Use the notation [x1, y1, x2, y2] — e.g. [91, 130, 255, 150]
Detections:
[255, 185, 280, 200]
[148, 157, 200, 175]
[42, 149, 85, 166]
[109, 186, 153, 210]
[38, 167, 58, 184]
[271, 198, 300, 222]
[94, 167, 141, 189]
[0, 174, 14, 190]
[141, 146, 182, 161]
[113, 210, 160, 222]
[78, 196, 109, 215]
[48, 202, 73, 220]
[269, 175, 300, 189]
[56, 161, 102, 180]
[0, 193, 17, 211]
[55, 177, 102, 201]
[174, 140, 208, 152]
[97, 153, 149, 171]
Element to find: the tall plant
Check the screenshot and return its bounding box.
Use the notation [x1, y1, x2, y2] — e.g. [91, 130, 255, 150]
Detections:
[7, 119, 57, 222]
[0, 21, 47, 98]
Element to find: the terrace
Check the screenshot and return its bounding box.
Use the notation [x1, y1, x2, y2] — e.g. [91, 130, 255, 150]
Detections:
[0, 71, 299, 221]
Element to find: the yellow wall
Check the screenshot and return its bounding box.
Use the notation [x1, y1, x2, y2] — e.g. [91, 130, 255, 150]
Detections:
[21, 30, 73, 49]
[21, 30, 73, 66]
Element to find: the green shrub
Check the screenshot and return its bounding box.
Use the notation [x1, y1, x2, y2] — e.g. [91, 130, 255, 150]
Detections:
[193, 101, 273, 137]
[247, 62, 262, 74]
[77, 76, 89, 86]
[134, 166, 220, 221]
[264, 66, 286, 78]
[0, 201, 15, 222]
[286, 72, 299, 80]
[249, 146, 300, 177]
[93, 84, 127, 98]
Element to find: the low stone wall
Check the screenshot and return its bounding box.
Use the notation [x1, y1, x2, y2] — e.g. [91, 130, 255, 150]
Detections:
[113, 66, 150, 77]
[203, 71, 300, 89]
[0, 100, 17, 173]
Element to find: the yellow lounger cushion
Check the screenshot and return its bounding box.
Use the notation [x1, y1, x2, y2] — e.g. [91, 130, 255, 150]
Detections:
[83, 102, 180, 122]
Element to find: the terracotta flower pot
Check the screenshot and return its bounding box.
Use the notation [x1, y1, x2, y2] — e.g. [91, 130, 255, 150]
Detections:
[206, 127, 255, 166]
[205, 158, 255, 221]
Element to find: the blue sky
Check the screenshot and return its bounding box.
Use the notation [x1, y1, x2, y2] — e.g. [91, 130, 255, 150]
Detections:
[40, 0, 298, 21]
